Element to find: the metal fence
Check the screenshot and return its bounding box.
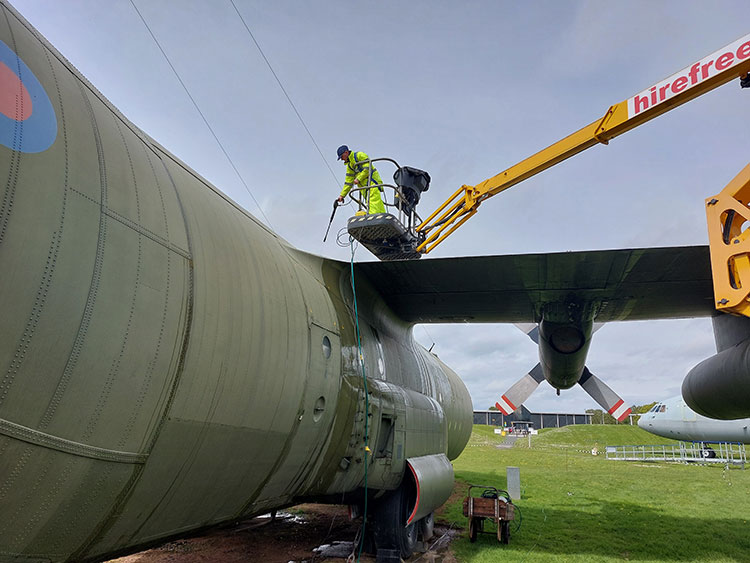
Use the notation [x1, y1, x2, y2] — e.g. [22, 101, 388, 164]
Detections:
[605, 442, 746, 466]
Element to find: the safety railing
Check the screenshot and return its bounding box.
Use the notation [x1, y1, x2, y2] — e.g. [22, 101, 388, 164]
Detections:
[605, 442, 746, 466]
[343, 157, 424, 234]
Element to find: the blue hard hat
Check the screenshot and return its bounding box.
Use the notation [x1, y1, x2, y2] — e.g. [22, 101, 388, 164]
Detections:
[337, 145, 349, 159]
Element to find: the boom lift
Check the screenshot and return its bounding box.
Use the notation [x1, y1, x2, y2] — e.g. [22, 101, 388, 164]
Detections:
[344, 34, 750, 313]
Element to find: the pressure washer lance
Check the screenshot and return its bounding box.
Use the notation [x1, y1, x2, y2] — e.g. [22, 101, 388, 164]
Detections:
[323, 199, 339, 242]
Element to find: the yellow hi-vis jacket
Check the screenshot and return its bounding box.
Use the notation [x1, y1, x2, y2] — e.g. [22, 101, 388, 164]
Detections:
[340, 150, 385, 214]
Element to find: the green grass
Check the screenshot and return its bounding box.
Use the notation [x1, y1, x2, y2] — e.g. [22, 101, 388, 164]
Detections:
[440, 425, 750, 562]
[525, 424, 679, 450]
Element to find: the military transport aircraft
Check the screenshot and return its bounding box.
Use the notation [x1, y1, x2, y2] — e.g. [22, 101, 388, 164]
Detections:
[639, 395, 750, 444]
[1, 2, 750, 562]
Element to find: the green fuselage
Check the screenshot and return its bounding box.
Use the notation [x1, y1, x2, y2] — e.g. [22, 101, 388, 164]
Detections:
[0, 2, 472, 561]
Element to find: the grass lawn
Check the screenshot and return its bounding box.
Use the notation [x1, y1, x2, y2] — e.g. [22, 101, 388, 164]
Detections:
[439, 425, 750, 562]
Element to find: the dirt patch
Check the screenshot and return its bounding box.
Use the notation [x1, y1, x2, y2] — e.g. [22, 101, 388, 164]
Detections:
[107, 504, 460, 563]
[436, 481, 469, 520]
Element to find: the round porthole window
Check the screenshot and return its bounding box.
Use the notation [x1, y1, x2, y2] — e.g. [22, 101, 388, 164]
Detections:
[322, 335, 331, 358]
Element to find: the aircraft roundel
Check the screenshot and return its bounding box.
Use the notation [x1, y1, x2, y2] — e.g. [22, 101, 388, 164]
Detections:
[0, 39, 57, 153]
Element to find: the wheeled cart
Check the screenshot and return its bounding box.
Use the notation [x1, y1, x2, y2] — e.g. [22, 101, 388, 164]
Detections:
[462, 485, 515, 544]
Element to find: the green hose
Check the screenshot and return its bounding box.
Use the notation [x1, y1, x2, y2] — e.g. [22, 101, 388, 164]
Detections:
[350, 239, 369, 561]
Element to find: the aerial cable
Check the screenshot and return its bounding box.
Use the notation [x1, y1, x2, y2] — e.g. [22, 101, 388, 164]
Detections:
[128, 0, 273, 228]
[229, 0, 341, 189]
[422, 325, 436, 353]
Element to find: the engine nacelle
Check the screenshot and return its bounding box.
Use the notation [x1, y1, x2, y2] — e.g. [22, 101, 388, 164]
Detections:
[538, 301, 595, 390]
[682, 338, 750, 419]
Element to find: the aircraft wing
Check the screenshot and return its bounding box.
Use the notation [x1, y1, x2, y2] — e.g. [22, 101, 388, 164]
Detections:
[356, 245, 715, 323]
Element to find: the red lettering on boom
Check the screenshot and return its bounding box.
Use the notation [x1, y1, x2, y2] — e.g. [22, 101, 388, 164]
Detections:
[631, 36, 750, 116]
[688, 63, 700, 85]
[659, 84, 670, 101]
[633, 95, 649, 113]
[715, 51, 734, 70]
[671, 76, 687, 94]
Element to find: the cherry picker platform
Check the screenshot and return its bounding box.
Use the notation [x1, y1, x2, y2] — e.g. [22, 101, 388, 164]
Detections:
[344, 159, 430, 261]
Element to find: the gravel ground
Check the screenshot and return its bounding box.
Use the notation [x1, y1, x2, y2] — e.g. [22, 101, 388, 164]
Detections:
[107, 504, 460, 563]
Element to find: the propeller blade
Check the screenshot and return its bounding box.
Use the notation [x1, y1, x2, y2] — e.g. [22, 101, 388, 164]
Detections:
[495, 363, 545, 415]
[578, 367, 632, 422]
[514, 323, 540, 344]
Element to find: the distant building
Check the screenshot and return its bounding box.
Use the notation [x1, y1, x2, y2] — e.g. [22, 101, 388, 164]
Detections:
[473, 406, 593, 429]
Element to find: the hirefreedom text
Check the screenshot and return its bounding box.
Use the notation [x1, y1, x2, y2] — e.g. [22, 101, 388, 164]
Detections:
[627, 33, 750, 117]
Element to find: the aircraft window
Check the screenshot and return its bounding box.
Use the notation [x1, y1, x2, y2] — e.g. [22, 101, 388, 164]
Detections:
[659, 405, 666, 413]
[313, 396, 326, 422]
[322, 336, 331, 359]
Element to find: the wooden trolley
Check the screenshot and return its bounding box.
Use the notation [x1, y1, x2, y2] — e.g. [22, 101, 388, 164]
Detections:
[462, 485, 515, 544]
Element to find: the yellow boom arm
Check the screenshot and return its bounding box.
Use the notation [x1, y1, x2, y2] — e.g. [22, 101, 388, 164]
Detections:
[416, 33, 750, 255]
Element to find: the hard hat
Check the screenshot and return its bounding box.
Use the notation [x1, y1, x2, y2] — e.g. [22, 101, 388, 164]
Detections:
[337, 145, 349, 160]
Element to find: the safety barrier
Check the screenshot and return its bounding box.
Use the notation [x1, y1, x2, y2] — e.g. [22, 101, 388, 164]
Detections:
[605, 442, 746, 466]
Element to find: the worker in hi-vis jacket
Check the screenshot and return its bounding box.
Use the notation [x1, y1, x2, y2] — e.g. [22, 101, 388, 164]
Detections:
[336, 145, 385, 214]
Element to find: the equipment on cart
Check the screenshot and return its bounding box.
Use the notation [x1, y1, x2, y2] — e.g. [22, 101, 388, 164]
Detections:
[462, 485, 515, 544]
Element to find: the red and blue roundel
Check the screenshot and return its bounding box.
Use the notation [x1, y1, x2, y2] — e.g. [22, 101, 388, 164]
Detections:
[0, 39, 56, 153]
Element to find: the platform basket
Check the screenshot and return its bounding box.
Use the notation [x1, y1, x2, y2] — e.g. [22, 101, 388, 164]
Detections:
[347, 213, 421, 261]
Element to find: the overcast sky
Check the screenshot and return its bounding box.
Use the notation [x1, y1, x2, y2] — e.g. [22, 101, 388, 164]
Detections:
[11, 0, 750, 413]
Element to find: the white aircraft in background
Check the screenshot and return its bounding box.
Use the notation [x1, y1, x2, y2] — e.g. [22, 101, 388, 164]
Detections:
[638, 396, 750, 444]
